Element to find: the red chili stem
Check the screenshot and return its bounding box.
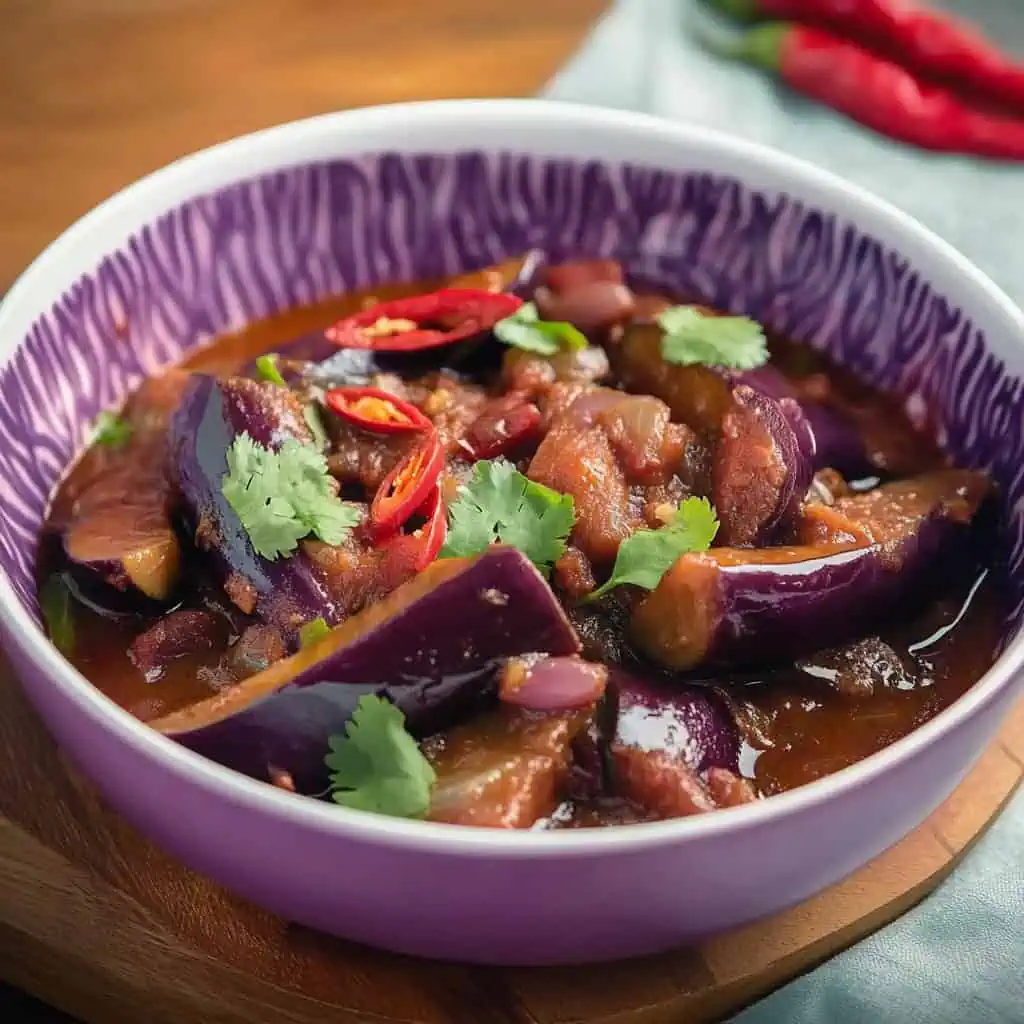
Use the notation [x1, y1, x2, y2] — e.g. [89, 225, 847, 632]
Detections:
[705, 0, 1024, 113]
[369, 433, 445, 540]
[718, 22, 1024, 159]
[324, 386, 431, 434]
[326, 288, 523, 352]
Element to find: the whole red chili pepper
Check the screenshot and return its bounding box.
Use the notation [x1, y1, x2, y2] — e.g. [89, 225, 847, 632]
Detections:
[705, 0, 1024, 112]
[714, 22, 1024, 159]
[369, 432, 445, 540]
[324, 386, 431, 434]
[326, 289, 523, 352]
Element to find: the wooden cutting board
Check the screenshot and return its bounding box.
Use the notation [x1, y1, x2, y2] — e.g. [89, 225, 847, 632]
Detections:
[1, 2, 1022, 1020]
[0, 662, 1019, 1024]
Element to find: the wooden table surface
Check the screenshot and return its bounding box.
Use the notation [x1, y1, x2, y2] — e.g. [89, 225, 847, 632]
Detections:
[0, 1, 603, 1020]
[0, 0, 605, 288]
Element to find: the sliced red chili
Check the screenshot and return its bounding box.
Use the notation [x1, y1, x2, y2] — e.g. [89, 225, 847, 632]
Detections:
[381, 481, 447, 578]
[464, 393, 543, 461]
[324, 386, 431, 435]
[370, 433, 445, 540]
[325, 288, 524, 352]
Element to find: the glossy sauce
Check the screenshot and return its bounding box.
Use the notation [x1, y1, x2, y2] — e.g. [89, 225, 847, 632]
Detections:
[729, 558, 1001, 794]
[40, 288, 1006, 810]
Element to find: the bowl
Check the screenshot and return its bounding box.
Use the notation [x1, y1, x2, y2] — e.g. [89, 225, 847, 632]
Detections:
[0, 99, 1022, 966]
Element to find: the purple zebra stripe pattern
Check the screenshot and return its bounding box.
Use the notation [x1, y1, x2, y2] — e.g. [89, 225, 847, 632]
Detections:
[1, 152, 1022, 642]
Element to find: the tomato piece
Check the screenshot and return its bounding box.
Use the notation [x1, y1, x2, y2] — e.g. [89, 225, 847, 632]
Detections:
[465, 393, 543, 460]
[369, 433, 445, 540]
[325, 289, 523, 352]
[324, 387, 431, 435]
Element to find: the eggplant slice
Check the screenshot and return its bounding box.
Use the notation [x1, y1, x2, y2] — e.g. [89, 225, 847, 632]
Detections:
[171, 373, 343, 641]
[631, 469, 992, 671]
[150, 547, 579, 787]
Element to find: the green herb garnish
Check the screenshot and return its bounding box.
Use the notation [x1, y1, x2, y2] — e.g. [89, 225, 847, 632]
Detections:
[299, 616, 331, 648]
[91, 411, 134, 449]
[440, 459, 575, 575]
[303, 401, 329, 450]
[221, 433, 362, 561]
[325, 695, 436, 818]
[658, 306, 767, 370]
[587, 497, 719, 602]
[255, 353, 287, 387]
[494, 301, 588, 356]
[40, 574, 75, 657]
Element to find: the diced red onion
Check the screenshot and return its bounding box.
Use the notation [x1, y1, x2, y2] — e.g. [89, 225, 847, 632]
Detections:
[499, 654, 608, 710]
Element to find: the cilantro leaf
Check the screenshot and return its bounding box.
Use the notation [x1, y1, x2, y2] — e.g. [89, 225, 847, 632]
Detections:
[299, 616, 331, 648]
[40, 574, 75, 657]
[325, 695, 436, 818]
[221, 434, 362, 561]
[91, 410, 134, 449]
[303, 401, 329, 450]
[255, 353, 287, 387]
[658, 306, 767, 371]
[439, 459, 575, 575]
[587, 497, 719, 601]
[494, 301, 588, 356]
[499, 479, 577, 573]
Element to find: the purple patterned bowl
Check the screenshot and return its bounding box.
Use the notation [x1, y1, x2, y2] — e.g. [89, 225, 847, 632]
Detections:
[1, 100, 1022, 966]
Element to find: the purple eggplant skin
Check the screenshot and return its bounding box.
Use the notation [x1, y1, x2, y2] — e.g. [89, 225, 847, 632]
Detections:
[743, 365, 875, 478]
[566, 671, 738, 802]
[59, 372, 192, 605]
[171, 374, 341, 640]
[631, 469, 993, 672]
[714, 384, 815, 546]
[305, 337, 461, 390]
[611, 322, 876, 480]
[507, 248, 547, 297]
[149, 547, 580, 788]
[608, 323, 813, 545]
[240, 331, 439, 389]
[609, 671, 740, 775]
[64, 501, 181, 603]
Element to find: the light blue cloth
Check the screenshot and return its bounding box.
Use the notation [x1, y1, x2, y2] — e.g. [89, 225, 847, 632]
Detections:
[546, 2, 1024, 1020]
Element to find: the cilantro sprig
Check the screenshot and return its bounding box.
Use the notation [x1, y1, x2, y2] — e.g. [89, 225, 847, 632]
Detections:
[303, 401, 329, 450]
[222, 433, 362, 561]
[587, 497, 719, 602]
[440, 459, 575, 575]
[40, 574, 75, 657]
[325, 695, 436, 818]
[299, 616, 331, 648]
[255, 353, 287, 387]
[658, 306, 767, 371]
[91, 410, 134, 449]
[494, 301, 588, 357]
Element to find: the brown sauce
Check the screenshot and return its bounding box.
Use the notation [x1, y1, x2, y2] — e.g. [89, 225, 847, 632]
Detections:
[38, 271, 1005, 824]
[729, 559, 999, 795]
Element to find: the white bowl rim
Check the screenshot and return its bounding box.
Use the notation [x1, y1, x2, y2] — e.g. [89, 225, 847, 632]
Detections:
[1, 97, 1022, 858]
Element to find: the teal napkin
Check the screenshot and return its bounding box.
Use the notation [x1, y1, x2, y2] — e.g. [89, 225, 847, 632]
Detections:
[547, 2, 1024, 1019]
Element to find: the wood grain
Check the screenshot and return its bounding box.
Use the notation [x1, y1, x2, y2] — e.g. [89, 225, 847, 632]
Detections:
[0, 0, 605, 286]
